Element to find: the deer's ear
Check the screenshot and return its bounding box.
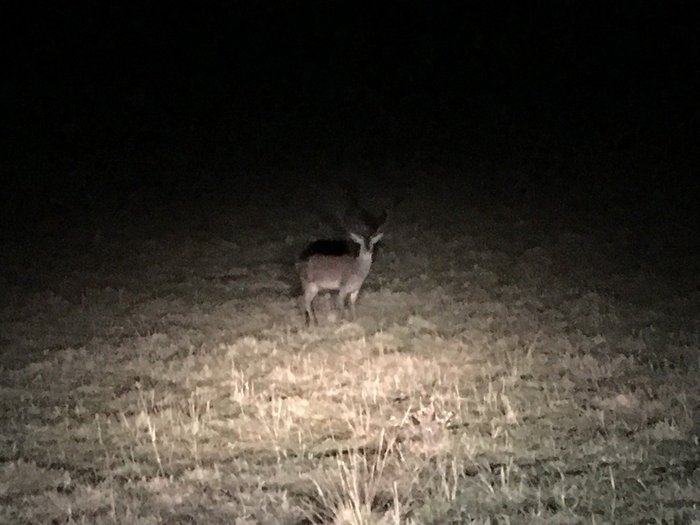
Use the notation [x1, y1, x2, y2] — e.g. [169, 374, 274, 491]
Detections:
[349, 232, 364, 246]
[369, 232, 384, 247]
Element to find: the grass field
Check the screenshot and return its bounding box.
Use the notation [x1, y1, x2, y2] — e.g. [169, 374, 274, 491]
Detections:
[1, 175, 699, 524]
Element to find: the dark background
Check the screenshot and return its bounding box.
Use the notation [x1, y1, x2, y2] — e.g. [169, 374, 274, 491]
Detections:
[3, 2, 698, 235]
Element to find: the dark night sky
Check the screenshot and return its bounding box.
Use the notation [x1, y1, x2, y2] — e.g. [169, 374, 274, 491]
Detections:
[3, 2, 699, 221]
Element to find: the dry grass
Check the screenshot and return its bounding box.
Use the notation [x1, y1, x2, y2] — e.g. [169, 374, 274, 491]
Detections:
[1, 181, 699, 524]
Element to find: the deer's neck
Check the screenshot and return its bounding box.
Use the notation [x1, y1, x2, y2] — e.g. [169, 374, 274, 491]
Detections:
[355, 249, 373, 275]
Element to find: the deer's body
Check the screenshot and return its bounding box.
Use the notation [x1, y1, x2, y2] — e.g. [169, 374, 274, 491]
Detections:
[297, 227, 384, 325]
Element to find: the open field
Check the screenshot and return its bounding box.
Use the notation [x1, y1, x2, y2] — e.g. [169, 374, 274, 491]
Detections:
[1, 175, 699, 524]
